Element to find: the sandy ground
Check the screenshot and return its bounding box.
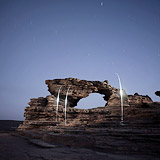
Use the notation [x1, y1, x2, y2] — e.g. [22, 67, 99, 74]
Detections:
[0, 132, 160, 160]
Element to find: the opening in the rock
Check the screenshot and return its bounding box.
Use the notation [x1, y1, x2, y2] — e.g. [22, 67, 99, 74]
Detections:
[75, 93, 106, 109]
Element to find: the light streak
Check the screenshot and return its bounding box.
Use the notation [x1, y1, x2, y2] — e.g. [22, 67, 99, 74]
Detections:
[56, 86, 62, 122]
[65, 87, 70, 126]
[116, 73, 124, 122]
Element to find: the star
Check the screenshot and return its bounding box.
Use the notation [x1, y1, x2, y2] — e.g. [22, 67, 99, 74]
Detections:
[100, 2, 103, 6]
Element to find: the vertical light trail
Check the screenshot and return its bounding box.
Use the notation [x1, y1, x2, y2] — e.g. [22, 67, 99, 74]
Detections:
[116, 73, 124, 122]
[65, 87, 70, 126]
[56, 86, 62, 122]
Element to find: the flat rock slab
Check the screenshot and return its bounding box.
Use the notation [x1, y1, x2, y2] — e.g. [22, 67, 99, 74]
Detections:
[0, 132, 160, 160]
[29, 139, 57, 148]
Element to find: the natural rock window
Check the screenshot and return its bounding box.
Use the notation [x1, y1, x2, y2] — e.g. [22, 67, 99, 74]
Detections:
[18, 78, 154, 131]
[75, 93, 106, 109]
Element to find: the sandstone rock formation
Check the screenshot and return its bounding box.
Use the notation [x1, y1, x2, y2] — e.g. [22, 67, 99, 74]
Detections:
[17, 78, 160, 157]
[45, 78, 115, 107]
[18, 78, 154, 131]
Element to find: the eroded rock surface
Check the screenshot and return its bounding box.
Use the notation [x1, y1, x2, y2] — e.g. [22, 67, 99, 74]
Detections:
[2, 132, 160, 160]
[16, 78, 160, 157]
[45, 78, 116, 107]
[18, 78, 154, 131]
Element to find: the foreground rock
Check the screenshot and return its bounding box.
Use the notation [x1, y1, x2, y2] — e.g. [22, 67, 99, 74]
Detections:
[1, 121, 160, 159]
[19, 113, 160, 156]
[17, 78, 160, 156]
[0, 132, 131, 160]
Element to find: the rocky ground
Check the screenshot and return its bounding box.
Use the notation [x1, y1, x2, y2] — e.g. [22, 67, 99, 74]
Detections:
[0, 132, 160, 160]
[1, 78, 160, 159]
[0, 120, 160, 160]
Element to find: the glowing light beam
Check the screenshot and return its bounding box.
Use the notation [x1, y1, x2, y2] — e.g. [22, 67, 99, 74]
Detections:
[56, 86, 62, 122]
[65, 87, 70, 126]
[116, 73, 124, 122]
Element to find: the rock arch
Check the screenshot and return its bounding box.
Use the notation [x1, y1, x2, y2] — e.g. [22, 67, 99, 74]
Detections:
[18, 78, 154, 131]
[45, 78, 116, 107]
[75, 93, 107, 109]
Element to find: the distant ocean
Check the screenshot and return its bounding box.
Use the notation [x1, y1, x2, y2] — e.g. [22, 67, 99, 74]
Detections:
[0, 120, 23, 132]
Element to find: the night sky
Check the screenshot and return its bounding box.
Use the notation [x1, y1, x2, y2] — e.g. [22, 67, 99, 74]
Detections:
[0, 0, 160, 120]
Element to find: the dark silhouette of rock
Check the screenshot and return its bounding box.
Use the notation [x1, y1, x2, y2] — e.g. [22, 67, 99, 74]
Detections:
[155, 91, 160, 97]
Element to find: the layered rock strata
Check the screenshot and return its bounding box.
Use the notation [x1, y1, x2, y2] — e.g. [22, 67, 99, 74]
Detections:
[45, 78, 115, 107]
[18, 78, 153, 131]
